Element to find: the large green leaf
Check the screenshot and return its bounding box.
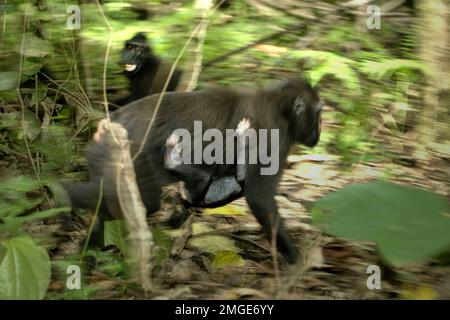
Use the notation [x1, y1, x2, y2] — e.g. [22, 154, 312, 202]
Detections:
[313, 182, 450, 266]
[0, 72, 20, 91]
[0, 237, 51, 300]
[15, 33, 53, 57]
[188, 222, 241, 254]
[104, 220, 128, 254]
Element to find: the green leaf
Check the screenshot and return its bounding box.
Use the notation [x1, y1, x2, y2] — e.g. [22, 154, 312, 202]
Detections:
[212, 250, 244, 269]
[313, 182, 450, 266]
[359, 59, 427, 80]
[188, 222, 241, 254]
[202, 204, 247, 216]
[104, 220, 128, 254]
[22, 60, 45, 77]
[0, 237, 51, 300]
[15, 33, 53, 58]
[0, 72, 20, 91]
[290, 50, 361, 94]
[0, 176, 42, 218]
[30, 85, 48, 105]
[0, 208, 70, 232]
[152, 227, 172, 266]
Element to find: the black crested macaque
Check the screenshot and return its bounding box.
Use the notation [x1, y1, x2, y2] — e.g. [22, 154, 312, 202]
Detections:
[65, 78, 322, 264]
[116, 32, 182, 106]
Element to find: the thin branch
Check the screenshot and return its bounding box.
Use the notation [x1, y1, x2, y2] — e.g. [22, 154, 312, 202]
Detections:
[80, 179, 103, 263]
[185, 0, 212, 91]
[203, 28, 295, 68]
[95, 0, 113, 122]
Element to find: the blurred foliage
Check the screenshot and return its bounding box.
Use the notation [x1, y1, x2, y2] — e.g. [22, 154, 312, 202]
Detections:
[291, 50, 362, 93]
[313, 182, 450, 266]
[0, 0, 429, 167]
[104, 220, 172, 267]
[0, 0, 449, 299]
[0, 176, 69, 233]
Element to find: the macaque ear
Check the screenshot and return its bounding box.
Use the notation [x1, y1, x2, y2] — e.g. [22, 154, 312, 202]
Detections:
[293, 96, 306, 115]
[315, 101, 323, 113]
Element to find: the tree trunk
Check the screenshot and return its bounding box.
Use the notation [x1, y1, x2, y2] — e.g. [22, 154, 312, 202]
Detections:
[416, 0, 450, 158]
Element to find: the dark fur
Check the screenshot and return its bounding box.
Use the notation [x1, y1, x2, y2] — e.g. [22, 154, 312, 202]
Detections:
[163, 118, 249, 206]
[67, 78, 322, 264]
[116, 32, 182, 106]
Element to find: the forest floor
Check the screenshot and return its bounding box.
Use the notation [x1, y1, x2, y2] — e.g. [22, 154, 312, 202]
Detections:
[36, 148, 450, 300]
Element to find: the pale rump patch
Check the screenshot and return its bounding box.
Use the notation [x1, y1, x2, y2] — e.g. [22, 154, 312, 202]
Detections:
[164, 133, 184, 169]
[236, 118, 250, 134]
[93, 119, 109, 143]
[166, 133, 180, 147]
[179, 182, 189, 201]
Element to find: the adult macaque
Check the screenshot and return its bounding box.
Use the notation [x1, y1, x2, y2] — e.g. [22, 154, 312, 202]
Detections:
[116, 32, 182, 106]
[65, 78, 322, 264]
